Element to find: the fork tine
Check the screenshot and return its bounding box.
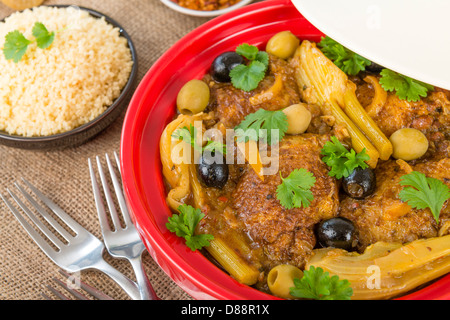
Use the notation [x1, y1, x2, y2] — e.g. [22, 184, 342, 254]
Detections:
[40, 292, 54, 300]
[59, 270, 114, 300]
[95, 155, 122, 230]
[114, 151, 121, 175]
[53, 277, 90, 300]
[105, 153, 133, 227]
[0, 192, 57, 255]
[89, 158, 112, 234]
[13, 182, 73, 244]
[20, 178, 85, 234]
[45, 284, 71, 300]
[7, 186, 66, 249]
[6, 185, 67, 248]
[43, 271, 115, 300]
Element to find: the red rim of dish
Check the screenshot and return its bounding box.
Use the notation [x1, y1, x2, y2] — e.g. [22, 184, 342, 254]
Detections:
[121, 0, 450, 300]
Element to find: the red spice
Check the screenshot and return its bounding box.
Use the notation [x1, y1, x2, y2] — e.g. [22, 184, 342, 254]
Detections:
[218, 196, 228, 202]
[351, 202, 360, 209]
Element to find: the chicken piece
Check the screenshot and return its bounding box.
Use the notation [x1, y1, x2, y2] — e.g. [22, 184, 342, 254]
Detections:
[230, 134, 339, 270]
[356, 77, 450, 159]
[340, 158, 450, 250]
[206, 55, 301, 129]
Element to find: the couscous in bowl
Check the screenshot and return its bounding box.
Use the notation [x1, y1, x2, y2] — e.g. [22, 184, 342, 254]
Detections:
[0, 5, 137, 149]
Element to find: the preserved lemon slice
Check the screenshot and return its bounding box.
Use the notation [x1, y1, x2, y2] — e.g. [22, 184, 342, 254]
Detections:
[1, 0, 44, 10]
[237, 140, 264, 181]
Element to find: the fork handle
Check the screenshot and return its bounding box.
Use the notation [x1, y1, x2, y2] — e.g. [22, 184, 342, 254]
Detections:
[93, 259, 140, 300]
[129, 256, 159, 300]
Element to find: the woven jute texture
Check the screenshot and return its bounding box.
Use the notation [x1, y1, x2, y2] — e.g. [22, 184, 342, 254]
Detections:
[0, 0, 213, 300]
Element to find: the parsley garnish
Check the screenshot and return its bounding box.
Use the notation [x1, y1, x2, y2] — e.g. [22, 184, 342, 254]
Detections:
[202, 139, 227, 155]
[172, 124, 227, 155]
[318, 36, 371, 76]
[290, 266, 353, 300]
[3, 22, 56, 63]
[234, 109, 288, 145]
[399, 171, 450, 223]
[318, 36, 435, 101]
[3, 31, 31, 63]
[276, 169, 316, 209]
[320, 136, 370, 179]
[32, 22, 55, 50]
[230, 43, 269, 91]
[379, 69, 434, 102]
[172, 124, 197, 148]
[166, 204, 214, 251]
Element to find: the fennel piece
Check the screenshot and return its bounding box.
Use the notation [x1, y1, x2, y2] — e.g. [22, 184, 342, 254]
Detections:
[306, 235, 450, 300]
[291, 40, 393, 166]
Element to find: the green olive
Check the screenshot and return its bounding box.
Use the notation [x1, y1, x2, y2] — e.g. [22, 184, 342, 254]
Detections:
[266, 31, 300, 59]
[389, 128, 429, 161]
[267, 264, 303, 299]
[282, 103, 312, 135]
[176, 79, 210, 115]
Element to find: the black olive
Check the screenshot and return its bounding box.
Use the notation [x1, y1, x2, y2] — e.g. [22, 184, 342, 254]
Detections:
[210, 52, 244, 83]
[366, 61, 384, 73]
[342, 167, 376, 199]
[197, 152, 229, 189]
[315, 217, 358, 251]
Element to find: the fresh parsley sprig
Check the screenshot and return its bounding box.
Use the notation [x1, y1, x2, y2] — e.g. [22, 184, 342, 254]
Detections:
[234, 108, 288, 146]
[379, 69, 434, 102]
[172, 124, 197, 148]
[32, 22, 55, 49]
[318, 36, 371, 76]
[230, 43, 269, 91]
[166, 204, 214, 251]
[202, 139, 227, 155]
[399, 171, 450, 223]
[3, 22, 55, 63]
[276, 168, 316, 209]
[320, 136, 370, 179]
[3, 31, 31, 63]
[318, 37, 434, 102]
[290, 266, 353, 300]
[172, 124, 227, 155]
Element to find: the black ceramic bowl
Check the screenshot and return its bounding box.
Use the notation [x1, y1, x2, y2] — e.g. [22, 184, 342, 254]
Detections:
[0, 5, 138, 150]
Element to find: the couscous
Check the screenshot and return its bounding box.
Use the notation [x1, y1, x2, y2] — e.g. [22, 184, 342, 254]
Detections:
[0, 6, 133, 137]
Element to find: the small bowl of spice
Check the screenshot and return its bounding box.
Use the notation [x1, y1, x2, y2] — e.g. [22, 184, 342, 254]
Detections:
[159, 0, 253, 17]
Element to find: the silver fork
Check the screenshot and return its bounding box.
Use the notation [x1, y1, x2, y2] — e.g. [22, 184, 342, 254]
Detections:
[88, 152, 158, 300]
[42, 269, 114, 300]
[1, 178, 140, 300]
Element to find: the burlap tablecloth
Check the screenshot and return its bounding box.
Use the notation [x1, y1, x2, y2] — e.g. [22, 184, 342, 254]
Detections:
[0, 0, 215, 300]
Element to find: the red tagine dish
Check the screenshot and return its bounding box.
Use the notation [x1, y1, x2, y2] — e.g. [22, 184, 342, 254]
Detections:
[121, 0, 450, 300]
